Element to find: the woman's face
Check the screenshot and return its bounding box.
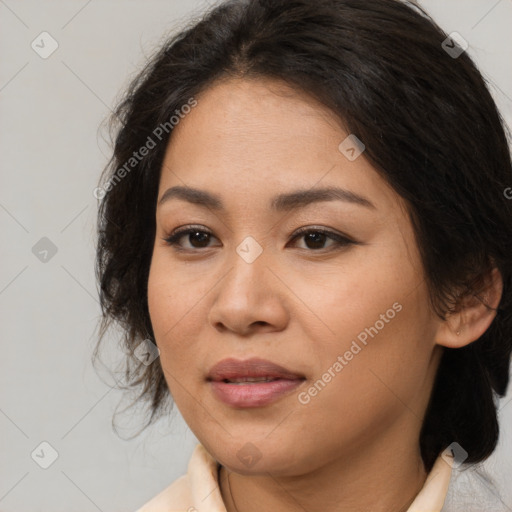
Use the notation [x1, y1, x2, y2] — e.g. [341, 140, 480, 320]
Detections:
[147, 77, 444, 475]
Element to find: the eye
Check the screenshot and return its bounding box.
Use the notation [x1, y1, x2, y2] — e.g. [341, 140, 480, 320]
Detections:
[163, 225, 355, 252]
[163, 225, 218, 250]
[288, 227, 354, 251]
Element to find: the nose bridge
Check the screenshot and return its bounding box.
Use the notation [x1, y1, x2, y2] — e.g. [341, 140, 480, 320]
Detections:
[225, 234, 268, 295]
[208, 234, 286, 333]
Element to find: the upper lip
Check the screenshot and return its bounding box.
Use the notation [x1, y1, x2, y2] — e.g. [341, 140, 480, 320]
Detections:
[207, 357, 305, 382]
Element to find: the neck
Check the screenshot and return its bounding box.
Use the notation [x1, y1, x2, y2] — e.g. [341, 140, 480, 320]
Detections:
[219, 426, 427, 512]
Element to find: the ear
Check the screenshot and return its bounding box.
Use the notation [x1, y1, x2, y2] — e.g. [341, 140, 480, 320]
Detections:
[434, 266, 503, 349]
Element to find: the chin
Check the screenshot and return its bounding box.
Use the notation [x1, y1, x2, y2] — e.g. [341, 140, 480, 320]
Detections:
[203, 436, 311, 476]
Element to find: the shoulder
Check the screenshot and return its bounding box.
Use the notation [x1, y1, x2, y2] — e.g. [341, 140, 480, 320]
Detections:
[134, 473, 194, 512]
[134, 443, 224, 512]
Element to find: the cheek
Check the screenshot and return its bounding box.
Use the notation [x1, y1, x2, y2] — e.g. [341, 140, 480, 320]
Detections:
[147, 255, 190, 368]
[288, 237, 421, 350]
[147, 252, 212, 383]
[147, 250, 204, 337]
[293, 244, 433, 418]
[292, 300, 433, 459]
[147, 256, 170, 339]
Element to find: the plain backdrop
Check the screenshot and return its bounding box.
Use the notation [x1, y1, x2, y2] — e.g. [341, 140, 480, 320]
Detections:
[1, 1, 511, 510]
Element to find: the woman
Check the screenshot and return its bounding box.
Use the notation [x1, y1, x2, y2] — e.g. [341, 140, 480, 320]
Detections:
[93, 0, 512, 510]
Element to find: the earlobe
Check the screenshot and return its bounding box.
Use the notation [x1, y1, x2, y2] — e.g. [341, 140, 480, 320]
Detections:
[434, 266, 503, 349]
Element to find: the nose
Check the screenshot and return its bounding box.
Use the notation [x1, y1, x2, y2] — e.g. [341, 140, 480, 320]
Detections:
[207, 246, 289, 336]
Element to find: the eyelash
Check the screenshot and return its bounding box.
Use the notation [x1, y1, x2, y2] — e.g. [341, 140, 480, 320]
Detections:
[162, 225, 356, 252]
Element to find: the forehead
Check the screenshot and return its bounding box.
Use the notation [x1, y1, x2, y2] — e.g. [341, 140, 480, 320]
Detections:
[158, 77, 402, 215]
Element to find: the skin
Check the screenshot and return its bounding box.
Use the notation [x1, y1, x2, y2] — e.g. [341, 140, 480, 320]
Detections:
[147, 76, 502, 512]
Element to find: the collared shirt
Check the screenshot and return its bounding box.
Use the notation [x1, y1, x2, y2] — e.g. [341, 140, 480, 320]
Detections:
[135, 443, 453, 512]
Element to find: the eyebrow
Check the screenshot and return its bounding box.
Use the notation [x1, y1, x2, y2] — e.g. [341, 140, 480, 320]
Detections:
[157, 185, 376, 211]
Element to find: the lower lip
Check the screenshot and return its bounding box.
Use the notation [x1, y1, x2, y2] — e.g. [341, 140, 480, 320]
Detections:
[209, 379, 304, 407]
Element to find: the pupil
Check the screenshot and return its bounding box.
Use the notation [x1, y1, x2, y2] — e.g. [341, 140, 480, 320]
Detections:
[306, 232, 326, 249]
[190, 231, 210, 247]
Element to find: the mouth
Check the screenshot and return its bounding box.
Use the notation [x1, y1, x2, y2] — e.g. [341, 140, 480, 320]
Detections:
[218, 377, 286, 384]
[206, 357, 306, 407]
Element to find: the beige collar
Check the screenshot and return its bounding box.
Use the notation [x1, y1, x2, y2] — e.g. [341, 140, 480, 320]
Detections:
[187, 444, 453, 512]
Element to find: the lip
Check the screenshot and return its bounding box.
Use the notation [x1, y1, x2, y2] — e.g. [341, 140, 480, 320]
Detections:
[207, 357, 306, 408]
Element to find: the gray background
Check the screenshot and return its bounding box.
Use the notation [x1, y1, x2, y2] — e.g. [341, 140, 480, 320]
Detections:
[1, 1, 511, 510]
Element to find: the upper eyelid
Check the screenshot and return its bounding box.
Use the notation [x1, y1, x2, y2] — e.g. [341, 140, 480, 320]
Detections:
[168, 225, 347, 237]
[165, 225, 354, 246]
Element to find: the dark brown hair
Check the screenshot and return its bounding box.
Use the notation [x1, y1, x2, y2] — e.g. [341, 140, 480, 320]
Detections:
[93, 0, 512, 472]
